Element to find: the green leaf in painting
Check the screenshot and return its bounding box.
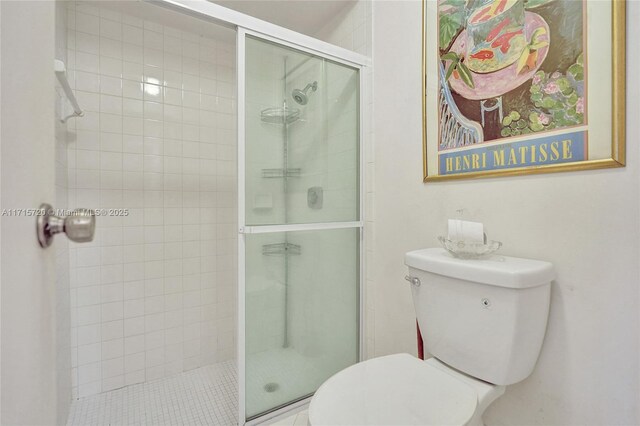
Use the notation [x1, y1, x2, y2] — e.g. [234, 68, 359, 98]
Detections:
[568, 93, 578, 105]
[445, 62, 457, 81]
[441, 52, 459, 62]
[568, 63, 584, 81]
[557, 77, 570, 91]
[530, 122, 544, 132]
[531, 92, 543, 102]
[542, 97, 556, 109]
[456, 62, 474, 88]
[530, 27, 547, 42]
[529, 112, 540, 124]
[439, 13, 463, 50]
[516, 47, 530, 75]
[529, 41, 549, 51]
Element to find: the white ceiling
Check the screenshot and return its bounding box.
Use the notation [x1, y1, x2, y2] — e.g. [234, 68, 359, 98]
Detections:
[97, 1, 236, 41]
[211, 0, 357, 36]
[97, 0, 356, 43]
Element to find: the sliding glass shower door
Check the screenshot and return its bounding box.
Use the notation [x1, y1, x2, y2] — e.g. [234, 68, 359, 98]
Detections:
[239, 33, 361, 421]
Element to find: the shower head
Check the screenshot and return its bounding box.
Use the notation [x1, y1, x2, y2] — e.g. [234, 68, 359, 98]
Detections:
[292, 81, 318, 105]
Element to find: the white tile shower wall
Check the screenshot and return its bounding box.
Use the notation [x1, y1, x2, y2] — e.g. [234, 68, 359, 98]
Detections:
[285, 59, 360, 361]
[65, 2, 237, 398]
[287, 60, 359, 224]
[286, 229, 359, 368]
[315, 1, 371, 57]
[244, 39, 288, 227]
[315, 0, 374, 358]
[243, 41, 360, 360]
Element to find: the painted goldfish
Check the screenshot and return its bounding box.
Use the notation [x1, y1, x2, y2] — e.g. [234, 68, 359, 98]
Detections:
[486, 18, 511, 42]
[471, 6, 491, 23]
[470, 50, 495, 60]
[471, 0, 512, 23]
[491, 30, 522, 53]
[494, 0, 508, 15]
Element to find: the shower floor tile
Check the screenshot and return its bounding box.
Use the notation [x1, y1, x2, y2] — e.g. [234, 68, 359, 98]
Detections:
[67, 361, 237, 426]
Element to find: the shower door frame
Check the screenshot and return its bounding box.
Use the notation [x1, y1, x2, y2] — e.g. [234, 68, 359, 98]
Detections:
[144, 1, 370, 424]
[238, 28, 366, 425]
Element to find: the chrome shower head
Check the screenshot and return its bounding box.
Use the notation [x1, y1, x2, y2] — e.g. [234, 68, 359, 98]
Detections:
[292, 89, 308, 105]
[292, 81, 318, 105]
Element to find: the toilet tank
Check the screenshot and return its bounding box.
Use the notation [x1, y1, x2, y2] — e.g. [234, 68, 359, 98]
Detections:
[405, 248, 555, 385]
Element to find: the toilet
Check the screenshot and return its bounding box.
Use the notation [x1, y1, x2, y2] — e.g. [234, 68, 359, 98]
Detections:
[309, 247, 555, 425]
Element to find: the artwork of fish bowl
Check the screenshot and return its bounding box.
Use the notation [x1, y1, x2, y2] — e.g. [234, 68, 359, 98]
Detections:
[466, 0, 527, 73]
[438, 0, 585, 146]
[425, 0, 625, 181]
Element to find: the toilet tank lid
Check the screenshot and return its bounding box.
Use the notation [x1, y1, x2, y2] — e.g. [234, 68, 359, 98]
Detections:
[405, 248, 555, 289]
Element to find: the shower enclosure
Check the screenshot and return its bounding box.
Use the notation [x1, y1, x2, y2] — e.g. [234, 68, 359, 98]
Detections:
[240, 34, 362, 421]
[29, 1, 367, 424]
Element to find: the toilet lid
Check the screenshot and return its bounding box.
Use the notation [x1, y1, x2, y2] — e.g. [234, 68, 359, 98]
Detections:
[308, 354, 478, 426]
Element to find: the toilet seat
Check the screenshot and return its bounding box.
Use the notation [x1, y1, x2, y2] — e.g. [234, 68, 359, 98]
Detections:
[308, 354, 478, 426]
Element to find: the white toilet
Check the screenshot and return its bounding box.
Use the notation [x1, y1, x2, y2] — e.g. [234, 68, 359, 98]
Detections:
[309, 247, 555, 425]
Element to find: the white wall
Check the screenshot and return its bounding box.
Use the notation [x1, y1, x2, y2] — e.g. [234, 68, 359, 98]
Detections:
[66, 1, 237, 398]
[373, 1, 639, 425]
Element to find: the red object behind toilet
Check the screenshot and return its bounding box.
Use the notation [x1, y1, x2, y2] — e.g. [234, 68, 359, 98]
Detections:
[417, 321, 424, 360]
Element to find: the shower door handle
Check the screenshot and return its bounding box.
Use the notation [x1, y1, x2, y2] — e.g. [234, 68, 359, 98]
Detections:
[37, 203, 96, 248]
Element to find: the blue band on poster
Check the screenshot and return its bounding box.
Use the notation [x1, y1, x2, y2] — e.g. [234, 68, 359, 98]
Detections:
[439, 131, 586, 175]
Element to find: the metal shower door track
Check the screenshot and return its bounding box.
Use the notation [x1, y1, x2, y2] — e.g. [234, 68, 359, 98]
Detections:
[146, 0, 370, 68]
[240, 221, 363, 235]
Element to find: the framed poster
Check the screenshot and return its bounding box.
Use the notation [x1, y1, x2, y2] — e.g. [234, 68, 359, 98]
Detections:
[422, 0, 626, 181]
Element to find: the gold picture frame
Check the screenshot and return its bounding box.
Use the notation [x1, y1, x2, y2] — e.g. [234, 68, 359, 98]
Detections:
[422, 0, 626, 182]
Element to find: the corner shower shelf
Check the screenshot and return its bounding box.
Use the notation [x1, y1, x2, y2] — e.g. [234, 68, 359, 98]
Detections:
[262, 243, 302, 256]
[260, 106, 301, 124]
[261, 168, 301, 179]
